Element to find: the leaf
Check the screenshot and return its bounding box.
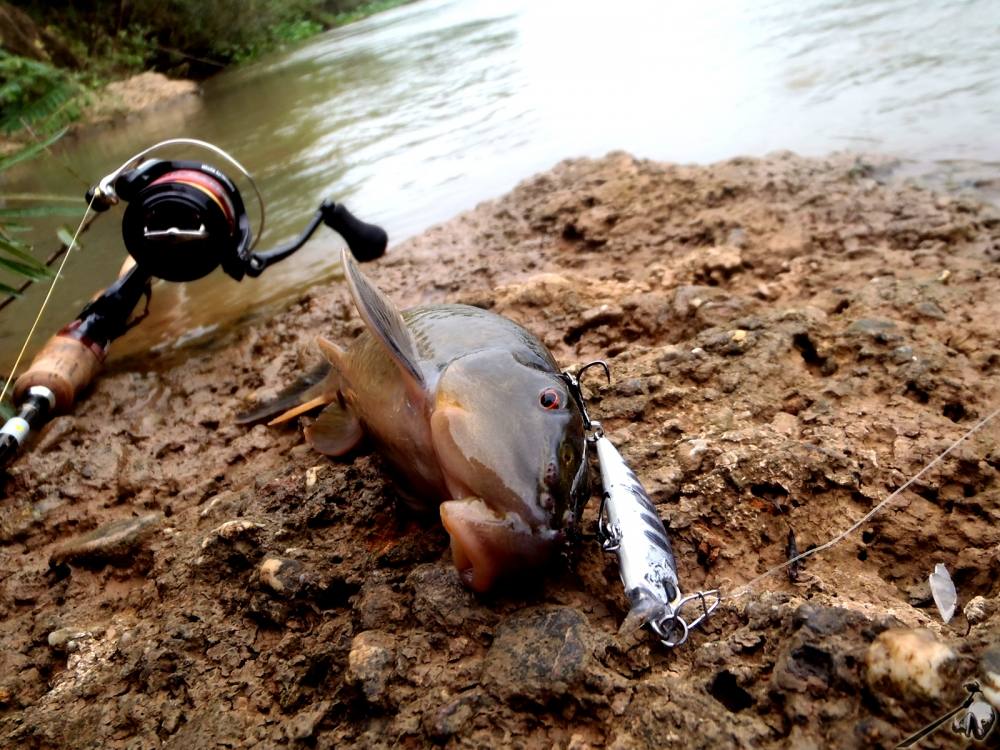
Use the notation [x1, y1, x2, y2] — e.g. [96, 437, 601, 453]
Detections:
[0, 234, 47, 267]
[0, 128, 66, 172]
[0, 205, 86, 219]
[0, 279, 24, 296]
[929, 563, 957, 623]
[1, 193, 80, 203]
[56, 227, 81, 250]
[0, 256, 50, 280]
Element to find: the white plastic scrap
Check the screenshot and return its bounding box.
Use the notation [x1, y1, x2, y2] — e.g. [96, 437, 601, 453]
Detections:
[929, 563, 957, 624]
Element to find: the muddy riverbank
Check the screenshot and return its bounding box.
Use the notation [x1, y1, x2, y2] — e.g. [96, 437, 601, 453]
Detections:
[1, 151, 999, 748]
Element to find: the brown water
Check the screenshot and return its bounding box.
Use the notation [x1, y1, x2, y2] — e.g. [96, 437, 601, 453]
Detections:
[2, 0, 998, 369]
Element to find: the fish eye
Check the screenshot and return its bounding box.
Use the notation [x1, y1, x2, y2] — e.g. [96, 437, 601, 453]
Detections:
[539, 388, 562, 410]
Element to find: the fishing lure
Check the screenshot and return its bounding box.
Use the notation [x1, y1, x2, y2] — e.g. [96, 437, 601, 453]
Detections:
[562, 363, 720, 647]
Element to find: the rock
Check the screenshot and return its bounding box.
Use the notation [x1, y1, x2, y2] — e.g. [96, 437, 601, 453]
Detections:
[47, 627, 93, 652]
[259, 557, 306, 596]
[197, 519, 266, 572]
[866, 628, 958, 702]
[49, 513, 162, 567]
[847, 318, 902, 345]
[284, 700, 330, 741]
[964, 596, 995, 625]
[407, 564, 494, 631]
[676, 439, 709, 473]
[914, 301, 946, 320]
[304, 466, 323, 488]
[698, 245, 744, 282]
[356, 583, 408, 630]
[346, 631, 396, 704]
[425, 693, 480, 740]
[482, 606, 594, 704]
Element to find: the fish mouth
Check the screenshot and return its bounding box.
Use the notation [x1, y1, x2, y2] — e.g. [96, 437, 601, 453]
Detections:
[440, 498, 556, 592]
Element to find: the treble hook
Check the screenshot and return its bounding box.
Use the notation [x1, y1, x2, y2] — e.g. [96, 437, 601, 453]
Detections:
[560, 360, 610, 434]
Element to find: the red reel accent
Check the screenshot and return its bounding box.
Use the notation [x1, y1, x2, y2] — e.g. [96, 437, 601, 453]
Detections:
[150, 169, 236, 231]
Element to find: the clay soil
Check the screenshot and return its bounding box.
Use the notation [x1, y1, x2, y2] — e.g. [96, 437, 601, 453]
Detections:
[1, 152, 999, 749]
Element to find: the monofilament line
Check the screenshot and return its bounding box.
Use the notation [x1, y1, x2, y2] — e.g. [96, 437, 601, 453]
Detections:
[730, 404, 1000, 601]
[0, 198, 95, 405]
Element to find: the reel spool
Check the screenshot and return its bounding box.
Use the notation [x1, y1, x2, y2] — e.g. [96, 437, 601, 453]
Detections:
[117, 160, 252, 282]
[87, 139, 265, 282]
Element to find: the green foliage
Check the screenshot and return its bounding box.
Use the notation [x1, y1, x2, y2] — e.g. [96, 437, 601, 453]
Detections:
[0, 51, 82, 135]
[327, 0, 409, 27]
[10, 0, 411, 79]
[0, 130, 66, 296]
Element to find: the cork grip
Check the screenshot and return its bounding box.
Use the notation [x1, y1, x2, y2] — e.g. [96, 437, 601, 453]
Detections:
[10, 257, 129, 413]
[13, 336, 104, 413]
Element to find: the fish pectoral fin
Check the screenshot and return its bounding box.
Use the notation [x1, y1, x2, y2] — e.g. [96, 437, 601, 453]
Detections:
[340, 248, 427, 400]
[304, 401, 363, 456]
[439, 499, 554, 593]
[267, 395, 330, 426]
[236, 361, 334, 425]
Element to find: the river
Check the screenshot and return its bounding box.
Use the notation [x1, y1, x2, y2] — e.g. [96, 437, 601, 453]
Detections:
[2, 0, 998, 368]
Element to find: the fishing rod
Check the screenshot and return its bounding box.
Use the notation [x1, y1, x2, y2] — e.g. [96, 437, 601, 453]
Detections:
[0, 139, 388, 469]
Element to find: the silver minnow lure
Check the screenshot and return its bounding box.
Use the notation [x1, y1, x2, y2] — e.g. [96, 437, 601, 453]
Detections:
[563, 362, 719, 648]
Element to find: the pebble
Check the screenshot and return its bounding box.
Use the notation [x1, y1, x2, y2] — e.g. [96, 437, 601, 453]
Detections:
[47, 626, 93, 652]
[964, 596, 995, 625]
[285, 700, 330, 741]
[259, 557, 306, 596]
[199, 491, 239, 519]
[356, 583, 408, 630]
[197, 520, 266, 570]
[346, 630, 396, 704]
[204, 519, 263, 545]
[866, 628, 958, 702]
[915, 301, 946, 320]
[676, 439, 709, 473]
[49, 513, 162, 567]
[426, 694, 479, 740]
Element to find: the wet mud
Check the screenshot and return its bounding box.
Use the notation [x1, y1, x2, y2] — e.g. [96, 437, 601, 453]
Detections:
[1, 152, 999, 748]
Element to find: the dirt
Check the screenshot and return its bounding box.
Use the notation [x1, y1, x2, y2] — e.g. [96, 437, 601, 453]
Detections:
[1, 151, 999, 749]
[81, 72, 200, 129]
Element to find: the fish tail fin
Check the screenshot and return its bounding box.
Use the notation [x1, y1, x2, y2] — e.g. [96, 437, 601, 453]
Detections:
[236, 361, 336, 425]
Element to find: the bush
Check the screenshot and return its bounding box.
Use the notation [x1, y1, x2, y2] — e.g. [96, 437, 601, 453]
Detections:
[0, 51, 80, 134]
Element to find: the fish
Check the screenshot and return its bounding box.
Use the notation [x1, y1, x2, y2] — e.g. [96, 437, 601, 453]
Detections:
[248, 248, 589, 592]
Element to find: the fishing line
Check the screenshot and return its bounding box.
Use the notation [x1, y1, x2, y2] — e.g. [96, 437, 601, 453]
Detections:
[728, 403, 1000, 601]
[0, 197, 95, 405]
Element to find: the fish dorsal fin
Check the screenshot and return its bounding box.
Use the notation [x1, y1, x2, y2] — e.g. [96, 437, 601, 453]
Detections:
[341, 248, 426, 394]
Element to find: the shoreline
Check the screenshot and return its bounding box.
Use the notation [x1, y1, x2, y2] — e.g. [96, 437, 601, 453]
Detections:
[1, 150, 998, 747]
[0, 0, 417, 156]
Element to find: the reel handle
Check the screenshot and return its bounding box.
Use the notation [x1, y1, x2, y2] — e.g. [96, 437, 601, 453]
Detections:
[246, 200, 387, 277]
[320, 201, 387, 262]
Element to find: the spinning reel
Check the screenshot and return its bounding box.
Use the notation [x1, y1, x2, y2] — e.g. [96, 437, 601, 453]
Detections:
[1, 139, 388, 467]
